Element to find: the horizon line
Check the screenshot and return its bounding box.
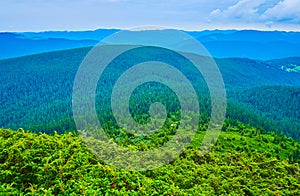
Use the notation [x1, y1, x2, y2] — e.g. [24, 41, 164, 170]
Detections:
[1, 26, 300, 33]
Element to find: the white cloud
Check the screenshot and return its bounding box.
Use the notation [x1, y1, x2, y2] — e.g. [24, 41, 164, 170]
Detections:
[207, 0, 300, 30]
[208, 0, 267, 22]
[262, 0, 300, 23]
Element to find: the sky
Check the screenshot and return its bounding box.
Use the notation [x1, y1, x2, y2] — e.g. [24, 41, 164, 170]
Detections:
[1, 0, 300, 32]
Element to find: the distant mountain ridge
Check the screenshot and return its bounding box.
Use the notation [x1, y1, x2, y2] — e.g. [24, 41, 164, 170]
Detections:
[19, 29, 119, 41]
[0, 32, 97, 60]
[1, 29, 300, 60]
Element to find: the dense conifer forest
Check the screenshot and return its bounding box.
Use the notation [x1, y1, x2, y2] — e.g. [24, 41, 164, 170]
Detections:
[0, 48, 299, 140]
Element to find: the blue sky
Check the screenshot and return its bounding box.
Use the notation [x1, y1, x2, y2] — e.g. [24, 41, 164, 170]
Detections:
[1, 0, 300, 32]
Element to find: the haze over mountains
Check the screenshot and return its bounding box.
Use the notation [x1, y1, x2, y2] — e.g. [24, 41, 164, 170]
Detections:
[1, 29, 300, 60]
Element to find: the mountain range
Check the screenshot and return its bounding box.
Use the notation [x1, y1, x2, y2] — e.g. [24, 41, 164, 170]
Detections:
[1, 29, 300, 60]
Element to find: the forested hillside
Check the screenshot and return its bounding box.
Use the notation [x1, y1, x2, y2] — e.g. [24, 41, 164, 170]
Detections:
[232, 86, 300, 138]
[0, 47, 299, 141]
[266, 57, 300, 73]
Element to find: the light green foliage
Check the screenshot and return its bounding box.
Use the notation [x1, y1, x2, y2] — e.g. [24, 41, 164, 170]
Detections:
[1, 124, 299, 195]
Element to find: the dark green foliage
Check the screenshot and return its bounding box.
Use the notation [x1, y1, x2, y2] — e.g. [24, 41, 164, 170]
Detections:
[0, 48, 90, 134]
[233, 86, 300, 139]
[0, 48, 299, 141]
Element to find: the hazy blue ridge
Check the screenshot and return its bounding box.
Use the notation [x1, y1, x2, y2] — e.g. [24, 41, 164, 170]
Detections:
[0, 32, 98, 59]
[1, 29, 300, 60]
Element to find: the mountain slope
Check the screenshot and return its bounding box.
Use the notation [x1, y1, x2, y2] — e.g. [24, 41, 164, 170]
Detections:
[196, 30, 300, 59]
[0, 48, 299, 142]
[232, 86, 300, 138]
[266, 57, 300, 73]
[216, 57, 300, 90]
[203, 40, 300, 60]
